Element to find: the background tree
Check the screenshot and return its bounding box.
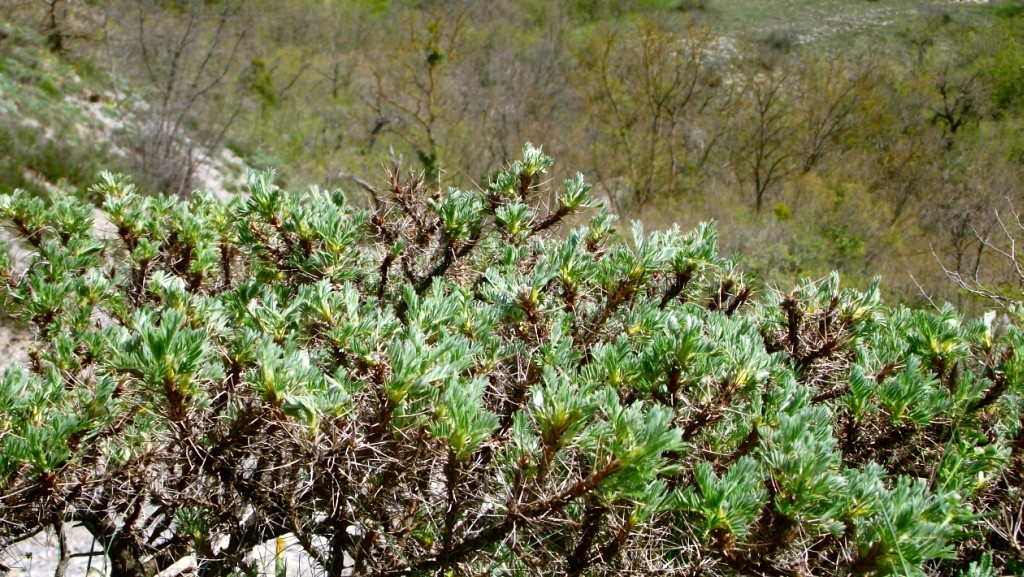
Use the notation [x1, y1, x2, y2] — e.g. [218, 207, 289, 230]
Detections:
[728, 64, 795, 213]
[575, 17, 720, 214]
[103, 0, 252, 196]
[930, 71, 980, 149]
[0, 0, 95, 54]
[458, 2, 577, 183]
[792, 56, 873, 175]
[362, 2, 473, 182]
[3, 0, 1024, 325]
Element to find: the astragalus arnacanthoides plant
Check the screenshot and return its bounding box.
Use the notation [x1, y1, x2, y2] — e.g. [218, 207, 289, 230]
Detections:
[1, 145, 1022, 576]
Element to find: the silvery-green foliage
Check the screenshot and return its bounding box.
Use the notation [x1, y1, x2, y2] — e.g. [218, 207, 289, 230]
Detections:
[1, 145, 1022, 576]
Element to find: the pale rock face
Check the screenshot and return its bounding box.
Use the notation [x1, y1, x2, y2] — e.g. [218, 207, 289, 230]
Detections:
[0, 241, 32, 368]
[1, 525, 104, 577]
[0, 325, 30, 368]
[2, 527, 338, 576]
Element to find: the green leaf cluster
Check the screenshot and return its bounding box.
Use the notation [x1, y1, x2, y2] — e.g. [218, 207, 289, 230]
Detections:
[1, 145, 1022, 575]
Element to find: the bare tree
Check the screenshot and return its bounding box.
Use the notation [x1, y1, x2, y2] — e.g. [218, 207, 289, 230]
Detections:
[2, 0, 96, 54]
[362, 2, 473, 182]
[922, 155, 1020, 308]
[578, 17, 721, 214]
[870, 126, 940, 226]
[793, 56, 874, 174]
[943, 198, 1024, 310]
[729, 66, 795, 213]
[463, 2, 577, 180]
[930, 71, 980, 149]
[104, 0, 251, 196]
[40, 0, 70, 53]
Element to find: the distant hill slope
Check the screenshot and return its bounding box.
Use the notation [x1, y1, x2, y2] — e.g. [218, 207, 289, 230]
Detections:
[0, 22, 248, 202]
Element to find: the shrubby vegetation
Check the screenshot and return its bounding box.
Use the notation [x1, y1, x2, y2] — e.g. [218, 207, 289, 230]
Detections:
[1, 147, 1022, 575]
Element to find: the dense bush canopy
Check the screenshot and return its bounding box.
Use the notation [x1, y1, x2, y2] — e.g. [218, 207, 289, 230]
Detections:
[1, 146, 1022, 576]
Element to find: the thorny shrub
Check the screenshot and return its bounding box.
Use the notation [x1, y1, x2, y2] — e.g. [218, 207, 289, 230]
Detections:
[0, 145, 1022, 576]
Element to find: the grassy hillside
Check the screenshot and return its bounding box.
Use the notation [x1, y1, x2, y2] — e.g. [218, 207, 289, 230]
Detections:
[1, 0, 1023, 307]
[0, 25, 120, 200]
[0, 22, 248, 203]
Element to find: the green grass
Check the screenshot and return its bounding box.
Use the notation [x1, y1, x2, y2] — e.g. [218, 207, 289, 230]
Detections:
[0, 23, 123, 201]
[988, 0, 1024, 18]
